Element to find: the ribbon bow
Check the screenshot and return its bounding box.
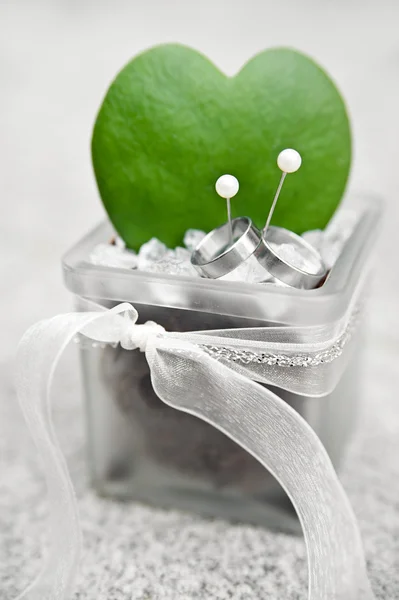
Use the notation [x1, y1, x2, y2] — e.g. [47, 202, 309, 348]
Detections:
[14, 302, 373, 600]
[119, 319, 166, 351]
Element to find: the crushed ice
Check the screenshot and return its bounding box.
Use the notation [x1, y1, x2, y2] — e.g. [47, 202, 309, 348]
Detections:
[88, 209, 358, 285]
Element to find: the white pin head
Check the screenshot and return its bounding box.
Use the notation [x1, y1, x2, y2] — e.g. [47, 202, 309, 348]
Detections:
[277, 148, 302, 173]
[215, 174, 239, 199]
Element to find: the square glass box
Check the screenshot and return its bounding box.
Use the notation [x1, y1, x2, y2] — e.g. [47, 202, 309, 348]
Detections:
[62, 195, 381, 533]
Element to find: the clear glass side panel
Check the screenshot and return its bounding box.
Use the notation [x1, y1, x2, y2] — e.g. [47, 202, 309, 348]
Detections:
[79, 303, 361, 533]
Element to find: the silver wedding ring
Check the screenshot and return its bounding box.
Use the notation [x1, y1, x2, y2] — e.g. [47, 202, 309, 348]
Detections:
[255, 226, 327, 289]
[191, 217, 327, 289]
[191, 217, 260, 279]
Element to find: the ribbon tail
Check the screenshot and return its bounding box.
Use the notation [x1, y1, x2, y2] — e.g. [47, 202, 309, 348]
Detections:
[146, 341, 374, 600]
[14, 304, 136, 600]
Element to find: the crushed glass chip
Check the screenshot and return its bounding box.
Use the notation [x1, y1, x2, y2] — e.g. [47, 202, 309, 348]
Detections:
[89, 244, 138, 269]
[183, 229, 206, 251]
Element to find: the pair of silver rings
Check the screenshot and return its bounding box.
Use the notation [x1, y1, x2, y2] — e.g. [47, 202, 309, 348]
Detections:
[191, 217, 327, 289]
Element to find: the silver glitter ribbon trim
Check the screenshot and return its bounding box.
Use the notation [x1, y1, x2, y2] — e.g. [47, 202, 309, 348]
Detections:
[201, 307, 360, 368]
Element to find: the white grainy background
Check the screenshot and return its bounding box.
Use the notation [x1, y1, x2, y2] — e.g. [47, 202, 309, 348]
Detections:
[1, 1, 399, 599]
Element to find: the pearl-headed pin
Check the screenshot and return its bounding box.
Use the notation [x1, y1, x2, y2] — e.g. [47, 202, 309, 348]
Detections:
[263, 149, 302, 236]
[215, 174, 240, 246]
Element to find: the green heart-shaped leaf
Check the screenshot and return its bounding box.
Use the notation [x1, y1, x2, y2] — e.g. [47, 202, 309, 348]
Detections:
[92, 44, 351, 250]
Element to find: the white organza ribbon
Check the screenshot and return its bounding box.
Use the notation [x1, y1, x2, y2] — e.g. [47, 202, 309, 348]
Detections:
[15, 301, 374, 600]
